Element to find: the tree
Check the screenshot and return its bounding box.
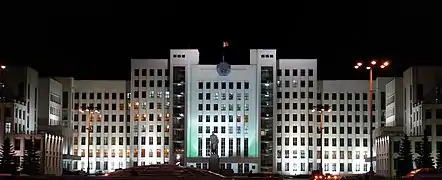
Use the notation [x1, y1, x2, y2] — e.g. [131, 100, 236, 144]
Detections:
[396, 134, 414, 178]
[21, 139, 40, 175]
[0, 137, 18, 173]
[415, 130, 434, 168]
[436, 151, 442, 169]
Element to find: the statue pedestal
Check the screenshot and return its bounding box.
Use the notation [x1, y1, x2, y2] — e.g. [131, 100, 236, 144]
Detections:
[209, 154, 220, 173]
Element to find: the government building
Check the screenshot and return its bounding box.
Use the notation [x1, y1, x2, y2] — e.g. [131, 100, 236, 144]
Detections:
[2, 49, 388, 176]
[119, 49, 376, 175]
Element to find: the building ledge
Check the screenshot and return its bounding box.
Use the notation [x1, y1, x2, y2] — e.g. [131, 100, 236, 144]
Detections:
[63, 154, 81, 160]
[365, 157, 376, 162]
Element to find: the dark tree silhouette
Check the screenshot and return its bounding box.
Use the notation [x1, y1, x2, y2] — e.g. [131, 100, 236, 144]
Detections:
[0, 137, 18, 173]
[21, 139, 40, 175]
[396, 134, 413, 178]
[415, 130, 434, 168]
[436, 151, 442, 169]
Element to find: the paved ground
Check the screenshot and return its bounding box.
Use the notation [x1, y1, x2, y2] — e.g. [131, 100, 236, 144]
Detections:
[3, 165, 315, 179]
[103, 164, 224, 179]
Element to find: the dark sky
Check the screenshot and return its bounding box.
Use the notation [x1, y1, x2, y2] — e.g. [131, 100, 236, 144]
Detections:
[1, 1, 441, 80]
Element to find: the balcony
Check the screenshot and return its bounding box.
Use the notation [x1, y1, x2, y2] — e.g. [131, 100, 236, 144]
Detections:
[173, 124, 184, 129]
[172, 108, 184, 115]
[260, 112, 273, 118]
[261, 120, 273, 129]
[173, 142, 184, 151]
[172, 130, 184, 140]
[261, 156, 273, 167]
[172, 86, 185, 95]
[261, 132, 273, 142]
[261, 102, 273, 107]
[173, 101, 184, 107]
[261, 78, 273, 84]
[261, 95, 273, 102]
[261, 83, 273, 89]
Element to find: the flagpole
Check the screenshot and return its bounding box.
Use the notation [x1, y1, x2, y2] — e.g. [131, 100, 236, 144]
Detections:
[222, 41, 228, 62]
[222, 41, 225, 62]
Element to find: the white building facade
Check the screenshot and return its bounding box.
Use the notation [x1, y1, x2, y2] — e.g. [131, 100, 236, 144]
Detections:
[376, 66, 442, 178]
[38, 78, 63, 127]
[72, 80, 130, 172]
[14, 133, 64, 175]
[128, 49, 374, 175]
[46, 49, 380, 175]
[1, 66, 39, 133]
[130, 59, 171, 167]
[0, 100, 27, 142]
[54, 77, 79, 170]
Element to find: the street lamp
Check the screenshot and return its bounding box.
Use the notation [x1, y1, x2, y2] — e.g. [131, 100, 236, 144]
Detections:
[312, 104, 331, 175]
[354, 60, 389, 174]
[79, 106, 100, 175]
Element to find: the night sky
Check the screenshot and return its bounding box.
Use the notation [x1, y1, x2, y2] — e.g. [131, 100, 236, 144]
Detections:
[1, 1, 441, 80]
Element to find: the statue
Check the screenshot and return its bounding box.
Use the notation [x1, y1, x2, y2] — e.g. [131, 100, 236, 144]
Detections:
[210, 131, 219, 155]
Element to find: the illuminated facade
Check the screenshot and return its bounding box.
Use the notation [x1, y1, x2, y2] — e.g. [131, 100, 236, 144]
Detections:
[72, 80, 131, 172]
[14, 133, 64, 175]
[67, 49, 379, 174]
[132, 49, 375, 175]
[0, 100, 27, 143]
[376, 66, 442, 178]
[0, 66, 40, 133]
[38, 78, 79, 170]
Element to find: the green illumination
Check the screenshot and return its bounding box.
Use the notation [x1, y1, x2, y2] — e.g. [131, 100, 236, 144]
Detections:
[186, 113, 259, 158]
[187, 115, 198, 157]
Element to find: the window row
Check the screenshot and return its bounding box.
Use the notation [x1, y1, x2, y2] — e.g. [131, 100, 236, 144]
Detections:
[276, 162, 368, 172]
[74, 136, 169, 146]
[197, 114, 250, 123]
[74, 124, 169, 134]
[75, 92, 125, 100]
[198, 81, 250, 90]
[197, 125, 249, 134]
[424, 109, 442, 119]
[132, 91, 170, 99]
[276, 114, 375, 123]
[276, 91, 376, 101]
[276, 125, 369, 135]
[276, 69, 314, 77]
[198, 92, 250, 101]
[73, 113, 170, 122]
[74, 103, 126, 111]
[134, 69, 168, 77]
[133, 80, 169, 88]
[276, 80, 313, 88]
[276, 137, 369, 147]
[74, 114, 127, 122]
[74, 148, 168, 158]
[197, 104, 250, 111]
[277, 149, 367, 160]
[277, 103, 375, 112]
[133, 101, 170, 110]
[134, 113, 169, 121]
[197, 137, 249, 157]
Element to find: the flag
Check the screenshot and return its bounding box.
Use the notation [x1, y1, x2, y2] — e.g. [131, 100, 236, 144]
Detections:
[223, 41, 229, 47]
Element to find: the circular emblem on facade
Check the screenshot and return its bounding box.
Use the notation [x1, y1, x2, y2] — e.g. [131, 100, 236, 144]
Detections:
[216, 62, 231, 76]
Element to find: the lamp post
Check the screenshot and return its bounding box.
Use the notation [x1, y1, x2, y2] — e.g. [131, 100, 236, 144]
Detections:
[0, 65, 6, 100]
[312, 104, 331, 175]
[79, 106, 100, 175]
[354, 60, 389, 174]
